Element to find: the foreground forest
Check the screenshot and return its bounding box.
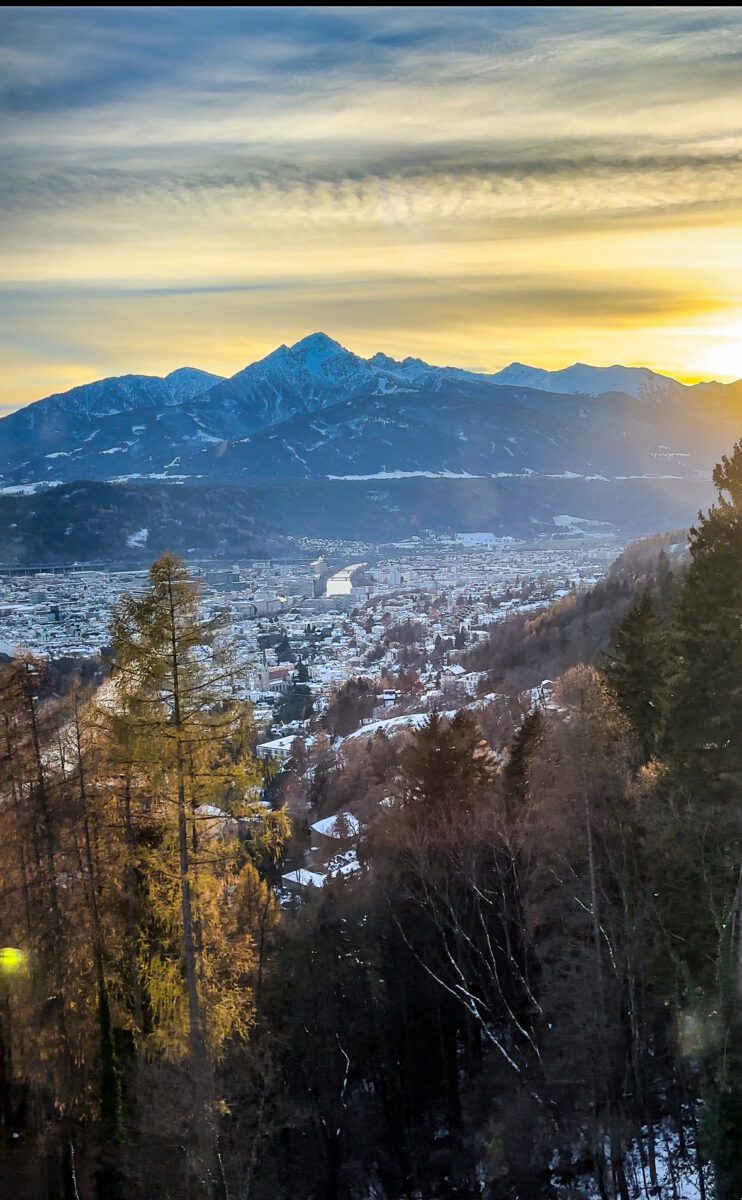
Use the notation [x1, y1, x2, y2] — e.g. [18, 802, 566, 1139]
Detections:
[2, 444, 742, 1199]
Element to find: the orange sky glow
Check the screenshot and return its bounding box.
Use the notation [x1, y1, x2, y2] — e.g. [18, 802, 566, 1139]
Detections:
[3, 6, 742, 412]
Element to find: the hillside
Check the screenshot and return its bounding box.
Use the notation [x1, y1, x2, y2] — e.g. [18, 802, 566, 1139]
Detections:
[0, 476, 714, 565]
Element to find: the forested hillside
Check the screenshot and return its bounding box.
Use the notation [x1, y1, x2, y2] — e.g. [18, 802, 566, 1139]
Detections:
[464, 530, 685, 690]
[2, 444, 742, 1199]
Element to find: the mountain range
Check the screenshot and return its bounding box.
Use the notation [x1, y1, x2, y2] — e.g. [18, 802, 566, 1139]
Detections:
[0, 333, 738, 559]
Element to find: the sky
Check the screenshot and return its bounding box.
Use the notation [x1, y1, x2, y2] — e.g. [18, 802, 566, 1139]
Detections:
[3, 5, 742, 413]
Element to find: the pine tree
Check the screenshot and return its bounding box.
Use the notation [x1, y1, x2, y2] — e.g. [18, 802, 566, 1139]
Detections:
[603, 591, 666, 761]
[521, 666, 649, 1198]
[502, 707, 543, 821]
[373, 712, 544, 1111]
[397, 709, 493, 823]
[659, 441, 742, 1200]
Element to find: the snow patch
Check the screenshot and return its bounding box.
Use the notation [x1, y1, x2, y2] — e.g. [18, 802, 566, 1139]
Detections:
[126, 527, 149, 548]
[327, 470, 485, 481]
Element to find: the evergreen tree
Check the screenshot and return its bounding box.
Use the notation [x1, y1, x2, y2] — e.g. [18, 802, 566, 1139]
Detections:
[523, 667, 666, 1195]
[659, 441, 742, 1199]
[502, 707, 543, 820]
[603, 591, 666, 761]
[274, 633, 293, 664]
[374, 712, 543, 1110]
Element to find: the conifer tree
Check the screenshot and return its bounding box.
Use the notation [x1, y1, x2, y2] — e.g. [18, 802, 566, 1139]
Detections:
[374, 712, 543, 1108]
[659, 440, 742, 1200]
[603, 591, 666, 761]
[0, 657, 92, 1198]
[502, 707, 543, 820]
[109, 553, 266, 1196]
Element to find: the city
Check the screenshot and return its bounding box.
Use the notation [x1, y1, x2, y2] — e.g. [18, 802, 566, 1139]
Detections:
[0, 538, 619, 741]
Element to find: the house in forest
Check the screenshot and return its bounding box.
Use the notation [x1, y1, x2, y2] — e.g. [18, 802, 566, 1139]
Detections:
[281, 867, 327, 892]
[309, 811, 361, 852]
[256, 734, 295, 764]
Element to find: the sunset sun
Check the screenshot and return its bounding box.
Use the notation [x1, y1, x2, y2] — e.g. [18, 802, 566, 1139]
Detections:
[706, 329, 742, 382]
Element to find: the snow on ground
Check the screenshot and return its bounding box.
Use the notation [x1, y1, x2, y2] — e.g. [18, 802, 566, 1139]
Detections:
[0, 481, 64, 494]
[327, 849, 362, 878]
[326, 470, 485, 480]
[557, 1121, 711, 1199]
[454, 532, 515, 545]
[281, 868, 327, 889]
[109, 473, 194, 483]
[521, 680, 556, 711]
[126, 527, 149, 548]
[344, 710, 458, 741]
[553, 514, 613, 528]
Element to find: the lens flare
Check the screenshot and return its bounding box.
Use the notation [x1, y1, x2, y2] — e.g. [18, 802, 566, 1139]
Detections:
[0, 947, 28, 978]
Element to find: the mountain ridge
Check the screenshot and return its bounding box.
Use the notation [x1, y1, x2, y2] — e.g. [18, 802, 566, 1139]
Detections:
[0, 334, 739, 547]
[6, 331, 739, 430]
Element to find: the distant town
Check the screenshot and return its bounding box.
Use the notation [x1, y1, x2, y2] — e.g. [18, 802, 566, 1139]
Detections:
[0, 536, 620, 743]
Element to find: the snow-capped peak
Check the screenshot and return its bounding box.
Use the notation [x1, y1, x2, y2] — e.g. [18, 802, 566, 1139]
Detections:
[290, 331, 344, 358]
[164, 367, 225, 404]
[6, 336, 735, 470]
[368, 352, 400, 370]
[489, 361, 688, 402]
[285, 333, 367, 383]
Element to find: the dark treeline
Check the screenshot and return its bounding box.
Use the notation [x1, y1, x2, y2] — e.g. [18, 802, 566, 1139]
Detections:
[2, 445, 742, 1198]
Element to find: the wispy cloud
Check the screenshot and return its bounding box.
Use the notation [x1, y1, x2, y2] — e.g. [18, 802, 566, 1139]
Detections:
[2, 5, 742, 408]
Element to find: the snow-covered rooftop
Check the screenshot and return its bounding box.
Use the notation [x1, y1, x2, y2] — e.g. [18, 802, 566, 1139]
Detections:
[310, 811, 361, 839]
[281, 868, 327, 889]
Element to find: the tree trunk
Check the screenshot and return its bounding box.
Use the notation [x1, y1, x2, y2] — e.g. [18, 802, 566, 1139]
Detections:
[167, 574, 217, 1196]
[72, 696, 122, 1200]
[24, 667, 79, 1200]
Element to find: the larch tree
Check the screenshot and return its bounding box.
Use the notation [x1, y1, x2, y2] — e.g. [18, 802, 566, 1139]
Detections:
[0, 657, 96, 1200]
[109, 552, 272, 1197]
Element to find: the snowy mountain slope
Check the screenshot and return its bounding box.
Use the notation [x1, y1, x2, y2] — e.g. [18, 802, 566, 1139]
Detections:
[187, 332, 401, 435]
[7, 367, 223, 427]
[488, 361, 690, 402]
[0, 368, 224, 476]
[173, 378, 648, 483]
[1, 333, 741, 493]
[161, 367, 224, 404]
[1, 371, 735, 492]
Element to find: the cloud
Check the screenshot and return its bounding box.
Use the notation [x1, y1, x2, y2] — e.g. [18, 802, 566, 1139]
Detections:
[2, 5, 742, 405]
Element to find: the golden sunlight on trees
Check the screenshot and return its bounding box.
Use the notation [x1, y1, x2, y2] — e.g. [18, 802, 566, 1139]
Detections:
[0, 556, 289, 1199]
